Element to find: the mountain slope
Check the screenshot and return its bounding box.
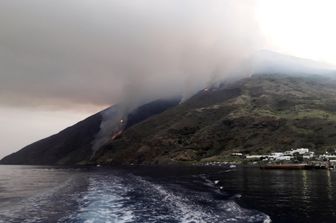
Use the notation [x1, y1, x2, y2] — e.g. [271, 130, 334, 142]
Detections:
[3, 74, 336, 165]
[93, 74, 336, 164]
[0, 113, 102, 165]
[0, 99, 180, 165]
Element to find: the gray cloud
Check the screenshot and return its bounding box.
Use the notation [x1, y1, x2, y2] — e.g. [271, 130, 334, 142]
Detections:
[0, 0, 262, 109]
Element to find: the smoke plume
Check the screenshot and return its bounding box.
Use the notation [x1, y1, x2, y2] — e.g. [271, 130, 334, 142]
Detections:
[0, 0, 263, 110]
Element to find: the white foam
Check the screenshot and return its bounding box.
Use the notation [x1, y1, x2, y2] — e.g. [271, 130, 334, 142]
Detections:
[133, 176, 271, 223]
[61, 175, 135, 223]
[0, 170, 271, 223]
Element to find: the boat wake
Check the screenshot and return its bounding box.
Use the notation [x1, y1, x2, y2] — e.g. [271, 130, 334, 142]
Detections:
[59, 174, 135, 223]
[60, 172, 271, 223]
[0, 168, 271, 223]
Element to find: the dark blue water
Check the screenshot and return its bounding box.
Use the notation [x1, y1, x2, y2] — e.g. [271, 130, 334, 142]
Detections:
[0, 165, 335, 223]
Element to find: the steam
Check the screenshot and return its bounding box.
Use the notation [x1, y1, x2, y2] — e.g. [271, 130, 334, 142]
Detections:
[91, 105, 127, 155]
[0, 0, 262, 109]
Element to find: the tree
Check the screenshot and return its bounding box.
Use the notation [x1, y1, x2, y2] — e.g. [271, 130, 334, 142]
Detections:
[293, 152, 304, 162]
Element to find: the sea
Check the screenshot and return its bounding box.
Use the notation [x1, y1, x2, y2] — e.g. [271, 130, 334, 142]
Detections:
[0, 165, 335, 223]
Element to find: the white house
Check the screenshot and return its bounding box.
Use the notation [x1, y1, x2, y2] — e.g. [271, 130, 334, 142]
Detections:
[231, 153, 243, 156]
[320, 154, 336, 159]
[268, 152, 292, 161]
[303, 152, 314, 159]
[285, 148, 310, 155]
[246, 155, 264, 159]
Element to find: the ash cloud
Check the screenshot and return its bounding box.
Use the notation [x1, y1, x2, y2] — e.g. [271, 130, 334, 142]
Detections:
[0, 0, 263, 110]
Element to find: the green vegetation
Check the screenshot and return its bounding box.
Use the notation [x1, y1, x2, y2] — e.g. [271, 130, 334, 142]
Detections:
[94, 74, 336, 164]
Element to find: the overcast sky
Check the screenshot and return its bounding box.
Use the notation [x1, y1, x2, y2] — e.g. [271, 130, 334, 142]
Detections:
[0, 0, 335, 158]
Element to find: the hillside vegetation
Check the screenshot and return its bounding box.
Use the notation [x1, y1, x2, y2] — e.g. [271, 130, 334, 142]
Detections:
[94, 74, 336, 164]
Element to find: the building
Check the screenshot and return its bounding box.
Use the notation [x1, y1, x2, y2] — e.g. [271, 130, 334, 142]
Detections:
[246, 155, 264, 159]
[268, 152, 292, 161]
[320, 154, 336, 160]
[285, 148, 310, 155]
[303, 152, 314, 159]
[231, 152, 243, 156]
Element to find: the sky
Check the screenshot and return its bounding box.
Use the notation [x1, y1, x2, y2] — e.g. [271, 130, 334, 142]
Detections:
[256, 0, 336, 65]
[0, 0, 336, 158]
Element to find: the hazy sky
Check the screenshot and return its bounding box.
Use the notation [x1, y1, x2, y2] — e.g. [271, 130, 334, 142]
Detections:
[0, 0, 335, 158]
[256, 0, 336, 65]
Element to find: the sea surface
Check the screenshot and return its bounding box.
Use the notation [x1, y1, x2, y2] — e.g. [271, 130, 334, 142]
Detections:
[0, 165, 335, 223]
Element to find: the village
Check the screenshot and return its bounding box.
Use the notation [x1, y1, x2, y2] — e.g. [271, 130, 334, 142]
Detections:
[199, 148, 336, 169]
[234, 148, 334, 161]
